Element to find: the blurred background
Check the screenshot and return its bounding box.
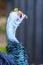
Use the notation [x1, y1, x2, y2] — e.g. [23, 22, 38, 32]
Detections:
[0, 0, 43, 64]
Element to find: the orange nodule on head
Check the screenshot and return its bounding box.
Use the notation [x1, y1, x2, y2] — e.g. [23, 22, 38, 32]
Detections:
[14, 8, 23, 18]
[18, 10, 23, 14]
[18, 10, 23, 18]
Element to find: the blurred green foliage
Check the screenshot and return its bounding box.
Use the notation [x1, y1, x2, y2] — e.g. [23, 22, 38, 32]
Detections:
[0, 46, 6, 53]
[0, 28, 6, 33]
[0, 17, 7, 33]
[0, 27, 6, 33]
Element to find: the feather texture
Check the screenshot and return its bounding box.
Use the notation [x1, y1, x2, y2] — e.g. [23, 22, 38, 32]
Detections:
[0, 11, 29, 65]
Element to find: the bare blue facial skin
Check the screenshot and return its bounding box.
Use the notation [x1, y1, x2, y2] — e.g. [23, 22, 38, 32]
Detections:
[6, 12, 20, 43]
[6, 11, 26, 43]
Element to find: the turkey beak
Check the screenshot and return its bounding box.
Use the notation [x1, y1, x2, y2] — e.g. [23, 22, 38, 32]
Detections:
[26, 15, 28, 19]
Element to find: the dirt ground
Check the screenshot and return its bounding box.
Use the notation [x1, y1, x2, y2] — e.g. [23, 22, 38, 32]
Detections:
[0, 33, 7, 47]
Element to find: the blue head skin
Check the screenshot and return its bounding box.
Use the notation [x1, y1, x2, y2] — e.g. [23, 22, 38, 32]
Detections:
[6, 11, 26, 43]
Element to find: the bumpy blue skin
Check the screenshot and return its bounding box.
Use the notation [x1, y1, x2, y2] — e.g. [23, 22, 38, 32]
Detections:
[6, 11, 20, 43]
[0, 11, 28, 65]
